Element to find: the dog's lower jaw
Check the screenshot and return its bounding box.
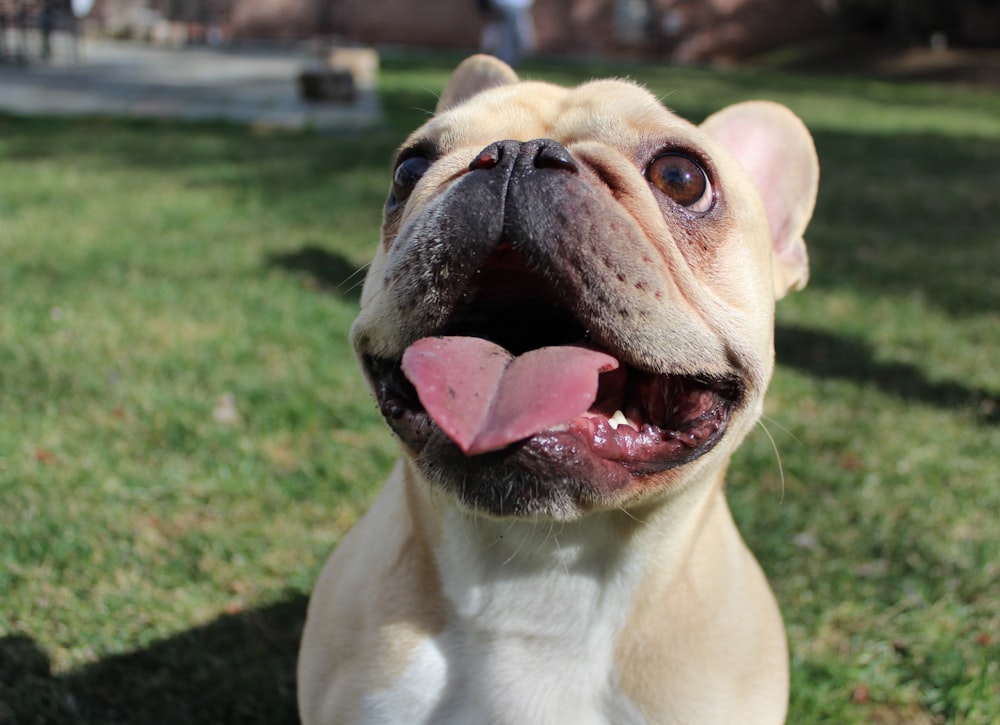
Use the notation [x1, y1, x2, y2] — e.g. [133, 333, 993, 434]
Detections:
[297, 459, 788, 725]
[414, 435, 729, 522]
[367, 343, 747, 518]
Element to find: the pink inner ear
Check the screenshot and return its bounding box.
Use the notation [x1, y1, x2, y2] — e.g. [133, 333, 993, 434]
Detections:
[714, 123, 791, 244]
[700, 101, 818, 296]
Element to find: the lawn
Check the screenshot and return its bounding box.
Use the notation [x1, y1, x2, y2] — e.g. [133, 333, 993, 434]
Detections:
[1, 51, 997, 723]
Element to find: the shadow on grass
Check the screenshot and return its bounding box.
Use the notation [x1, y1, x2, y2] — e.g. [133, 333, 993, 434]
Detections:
[803, 129, 998, 318]
[266, 245, 368, 302]
[776, 323, 999, 424]
[0, 594, 307, 724]
[6, 106, 997, 320]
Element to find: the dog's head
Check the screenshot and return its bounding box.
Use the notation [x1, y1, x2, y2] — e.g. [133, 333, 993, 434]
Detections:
[352, 56, 818, 519]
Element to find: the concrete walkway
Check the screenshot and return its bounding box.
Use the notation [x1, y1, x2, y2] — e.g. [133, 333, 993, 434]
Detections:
[0, 35, 382, 131]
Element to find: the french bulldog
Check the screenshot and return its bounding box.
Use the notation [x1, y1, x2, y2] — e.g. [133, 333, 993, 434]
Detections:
[298, 54, 819, 724]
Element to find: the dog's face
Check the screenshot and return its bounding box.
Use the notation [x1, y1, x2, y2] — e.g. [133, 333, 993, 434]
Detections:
[352, 56, 818, 519]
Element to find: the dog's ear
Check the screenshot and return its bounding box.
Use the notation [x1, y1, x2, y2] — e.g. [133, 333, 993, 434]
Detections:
[701, 101, 819, 299]
[436, 54, 519, 114]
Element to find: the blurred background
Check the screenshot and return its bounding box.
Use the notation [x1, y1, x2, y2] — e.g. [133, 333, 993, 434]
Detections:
[1, 2, 997, 724]
[3, 0, 1000, 70]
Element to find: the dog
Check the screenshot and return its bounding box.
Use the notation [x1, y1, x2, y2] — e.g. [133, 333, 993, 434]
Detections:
[298, 55, 819, 724]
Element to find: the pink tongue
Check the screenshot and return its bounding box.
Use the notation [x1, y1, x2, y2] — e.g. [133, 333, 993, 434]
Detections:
[401, 336, 619, 455]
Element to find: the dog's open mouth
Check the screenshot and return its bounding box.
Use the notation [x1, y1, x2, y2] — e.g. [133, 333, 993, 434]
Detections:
[371, 351, 738, 475]
[365, 246, 741, 477]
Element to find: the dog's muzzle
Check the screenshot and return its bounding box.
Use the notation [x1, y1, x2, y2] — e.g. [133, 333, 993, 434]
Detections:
[359, 138, 744, 515]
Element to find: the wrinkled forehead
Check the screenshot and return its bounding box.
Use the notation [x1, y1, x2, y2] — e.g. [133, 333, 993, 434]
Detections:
[407, 79, 699, 153]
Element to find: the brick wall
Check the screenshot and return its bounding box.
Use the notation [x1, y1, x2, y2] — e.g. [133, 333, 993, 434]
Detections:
[260, 0, 829, 61]
[101, 0, 833, 62]
[328, 0, 483, 48]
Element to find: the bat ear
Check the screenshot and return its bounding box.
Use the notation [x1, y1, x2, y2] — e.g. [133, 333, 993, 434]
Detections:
[701, 101, 819, 299]
[436, 54, 519, 114]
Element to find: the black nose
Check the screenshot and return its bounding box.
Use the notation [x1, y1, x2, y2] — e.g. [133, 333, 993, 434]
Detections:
[469, 139, 578, 174]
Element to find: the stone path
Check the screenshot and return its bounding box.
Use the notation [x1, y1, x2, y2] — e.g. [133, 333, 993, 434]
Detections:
[0, 35, 382, 130]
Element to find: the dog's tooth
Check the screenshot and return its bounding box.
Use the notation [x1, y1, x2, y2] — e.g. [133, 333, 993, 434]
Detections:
[609, 410, 639, 431]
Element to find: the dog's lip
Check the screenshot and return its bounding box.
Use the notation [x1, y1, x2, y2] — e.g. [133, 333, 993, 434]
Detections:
[568, 365, 739, 472]
[364, 242, 741, 476]
[366, 350, 740, 476]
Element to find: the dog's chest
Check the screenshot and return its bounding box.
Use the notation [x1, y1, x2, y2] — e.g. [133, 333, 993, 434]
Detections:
[360, 627, 645, 725]
[361, 517, 648, 724]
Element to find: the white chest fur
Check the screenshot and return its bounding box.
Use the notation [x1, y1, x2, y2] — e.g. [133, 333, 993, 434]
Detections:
[361, 510, 650, 725]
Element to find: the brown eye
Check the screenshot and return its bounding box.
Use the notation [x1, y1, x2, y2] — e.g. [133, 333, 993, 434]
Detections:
[391, 155, 432, 205]
[646, 153, 713, 213]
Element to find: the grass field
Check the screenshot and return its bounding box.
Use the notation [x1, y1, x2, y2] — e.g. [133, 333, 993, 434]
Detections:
[1, 51, 998, 723]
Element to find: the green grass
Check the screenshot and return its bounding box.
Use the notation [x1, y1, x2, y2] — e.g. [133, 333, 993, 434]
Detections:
[1, 51, 998, 723]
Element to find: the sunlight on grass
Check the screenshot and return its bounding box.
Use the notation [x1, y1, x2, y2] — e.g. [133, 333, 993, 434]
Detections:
[1, 54, 997, 723]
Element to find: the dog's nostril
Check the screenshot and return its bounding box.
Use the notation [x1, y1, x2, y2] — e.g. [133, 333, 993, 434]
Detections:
[533, 141, 577, 173]
[470, 147, 501, 171]
[470, 140, 576, 174]
[470, 140, 519, 171]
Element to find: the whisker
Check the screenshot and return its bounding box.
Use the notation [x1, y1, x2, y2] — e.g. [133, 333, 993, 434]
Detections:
[481, 516, 518, 553]
[414, 91, 438, 118]
[760, 414, 801, 446]
[338, 262, 371, 295]
[503, 520, 534, 566]
[355, 280, 388, 312]
[756, 419, 785, 504]
[553, 535, 572, 576]
[615, 506, 647, 525]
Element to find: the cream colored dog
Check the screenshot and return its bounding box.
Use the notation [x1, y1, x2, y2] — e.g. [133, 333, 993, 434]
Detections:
[298, 55, 819, 724]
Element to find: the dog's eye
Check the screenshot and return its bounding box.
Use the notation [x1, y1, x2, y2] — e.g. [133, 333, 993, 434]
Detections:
[391, 156, 432, 204]
[646, 153, 713, 213]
